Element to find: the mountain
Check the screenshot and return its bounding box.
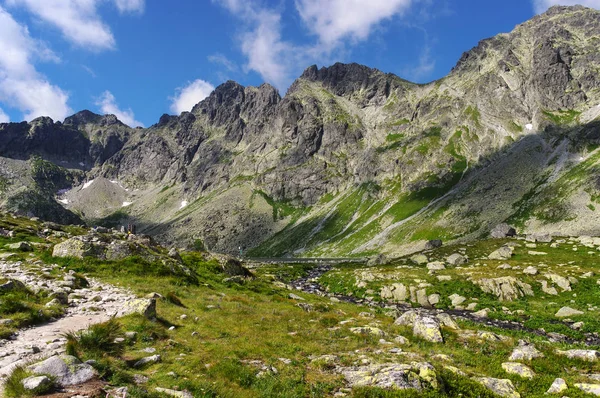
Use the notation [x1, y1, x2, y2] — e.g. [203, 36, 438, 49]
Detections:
[1, 5, 600, 257]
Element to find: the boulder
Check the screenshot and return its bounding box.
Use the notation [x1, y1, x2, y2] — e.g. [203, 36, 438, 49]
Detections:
[540, 280, 558, 295]
[22, 375, 53, 391]
[555, 306, 583, 317]
[545, 273, 571, 291]
[416, 289, 431, 308]
[436, 313, 459, 330]
[522, 266, 538, 275]
[394, 310, 419, 326]
[340, 362, 437, 390]
[350, 326, 385, 337]
[5, 241, 32, 251]
[410, 254, 428, 265]
[475, 277, 533, 301]
[449, 293, 467, 307]
[509, 341, 544, 361]
[526, 234, 552, 243]
[488, 245, 514, 260]
[30, 355, 96, 386]
[490, 224, 517, 238]
[122, 298, 156, 319]
[446, 253, 467, 266]
[501, 362, 535, 379]
[427, 261, 446, 271]
[413, 316, 443, 343]
[221, 258, 253, 278]
[575, 383, 600, 396]
[367, 254, 388, 266]
[556, 349, 599, 362]
[546, 378, 568, 394]
[380, 283, 408, 301]
[52, 238, 96, 259]
[474, 377, 520, 398]
[106, 242, 136, 260]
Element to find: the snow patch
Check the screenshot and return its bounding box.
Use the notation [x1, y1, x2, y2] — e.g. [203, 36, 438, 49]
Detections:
[79, 162, 85, 167]
[525, 123, 533, 131]
[57, 189, 69, 195]
[82, 180, 94, 189]
[58, 199, 69, 205]
[110, 180, 119, 184]
[122, 201, 132, 207]
[180, 200, 188, 209]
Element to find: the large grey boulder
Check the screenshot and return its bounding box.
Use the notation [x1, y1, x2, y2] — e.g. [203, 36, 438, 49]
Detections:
[509, 341, 544, 361]
[52, 238, 96, 259]
[0, 279, 27, 292]
[340, 362, 437, 390]
[491, 224, 517, 238]
[122, 298, 156, 319]
[30, 355, 96, 386]
[475, 277, 533, 301]
[488, 246, 514, 260]
[413, 316, 443, 343]
[446, 253, 467, 266]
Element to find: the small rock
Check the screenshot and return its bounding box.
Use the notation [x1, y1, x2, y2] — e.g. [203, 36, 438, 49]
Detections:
[22, 375, 53, 391]
[509, 341, 544, 361]
[546, 378, 568, 394]
[488, 246, 514, 260]
[410, 254, 428, 265]
[555, 306, 583, 318]
[350, 326, 385, 337]
[427, 261, 446, 271]
[288, 293, 305, 301]
[522, 266, 538, 275]
[134, 354, 161, 368]
[474, 377, 520, 398]
[501, 362, 535, 379]
[446, 253, 467, 266]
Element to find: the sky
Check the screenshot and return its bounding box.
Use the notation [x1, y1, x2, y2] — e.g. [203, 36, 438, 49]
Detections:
[0, 0, 597, 127]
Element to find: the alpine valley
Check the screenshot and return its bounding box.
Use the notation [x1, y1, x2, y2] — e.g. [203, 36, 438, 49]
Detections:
[1, 5, 600, 398]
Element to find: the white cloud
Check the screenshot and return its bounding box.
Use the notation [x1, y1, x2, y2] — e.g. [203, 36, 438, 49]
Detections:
[296, 0, 413, 48]
[214, 0, 421, 89]
[6, 0, 146, 51]
[532, 0, 600, 13]
[0, 108, 9, 123]
[0, 6, 72, 121]
[96, 91, 143, 127]
[170, 79, 215, 114]
[403, 44, 435, 82]
[114, 0, 145, 13]
[7, 0, 115, 50]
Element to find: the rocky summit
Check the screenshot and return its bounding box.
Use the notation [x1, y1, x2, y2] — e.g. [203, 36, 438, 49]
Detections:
[1, 5, 600, 398]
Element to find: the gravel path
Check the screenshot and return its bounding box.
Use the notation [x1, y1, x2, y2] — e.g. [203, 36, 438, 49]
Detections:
[0, 260, 136, 391]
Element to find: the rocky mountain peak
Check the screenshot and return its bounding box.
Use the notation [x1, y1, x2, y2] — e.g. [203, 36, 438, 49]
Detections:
[295, 62, 392, 96]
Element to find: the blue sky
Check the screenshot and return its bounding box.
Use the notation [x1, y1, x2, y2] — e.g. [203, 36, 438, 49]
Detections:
[0, 0, 597, 127]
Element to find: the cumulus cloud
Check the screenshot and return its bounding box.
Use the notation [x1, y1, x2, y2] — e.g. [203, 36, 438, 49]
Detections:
[532, 0, 600, 13]
[296, 0, 413, 48]
[6, 0, 146, 51]
[0, 108, 9, 123]
[170, 79, 215, 114]
[96, 91, 143, 127]
[214, 0, 420, 89]
[0, 6, 72, 121]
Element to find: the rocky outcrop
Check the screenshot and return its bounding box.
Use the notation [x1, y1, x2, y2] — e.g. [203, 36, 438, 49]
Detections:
[475, 277, 533, 301]
[29, 355, 96, 386]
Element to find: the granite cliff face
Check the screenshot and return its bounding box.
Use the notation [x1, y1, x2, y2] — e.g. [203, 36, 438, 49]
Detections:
[1, 5, 600, 255]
